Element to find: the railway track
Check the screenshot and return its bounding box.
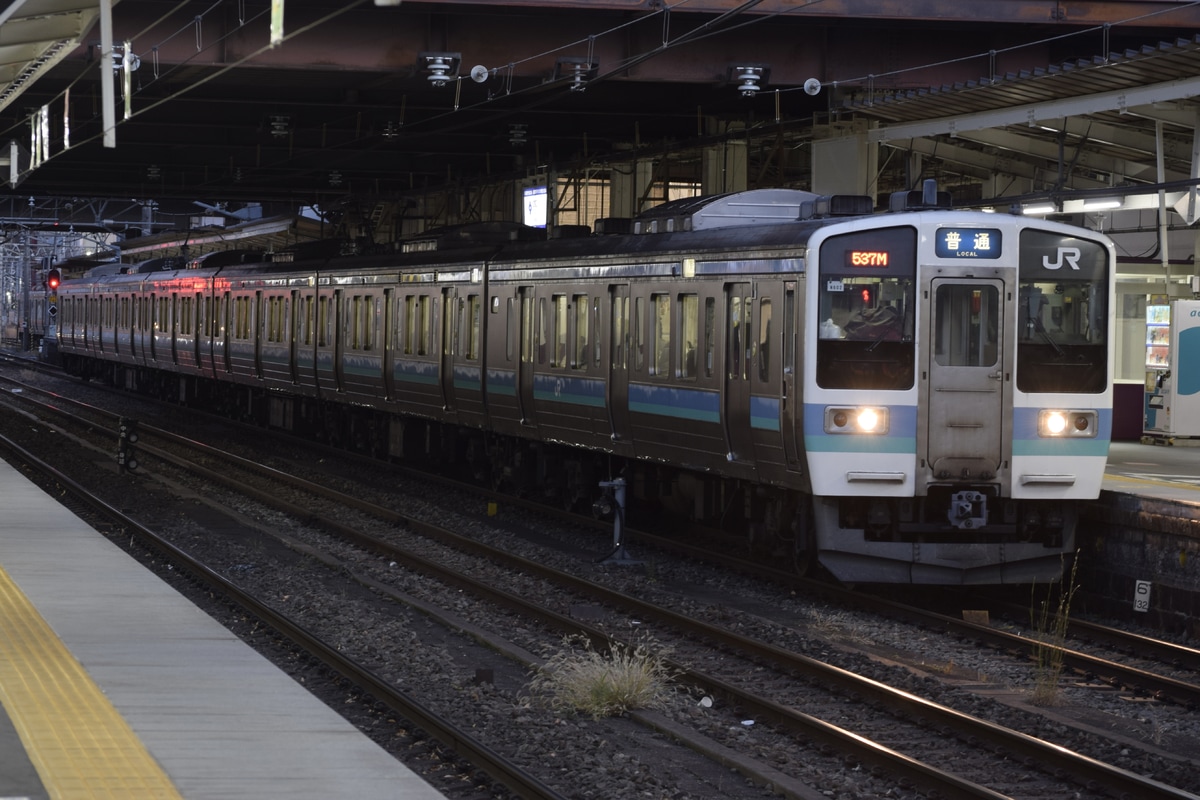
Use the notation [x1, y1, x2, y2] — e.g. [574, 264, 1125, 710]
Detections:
[0, 428, 566, 800]
[1, 364, 1198, 799]
[614, 519, 1200, 709]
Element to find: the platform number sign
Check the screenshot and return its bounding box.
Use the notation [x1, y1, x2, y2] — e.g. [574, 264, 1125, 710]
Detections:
[1134, 580, 1151, 613]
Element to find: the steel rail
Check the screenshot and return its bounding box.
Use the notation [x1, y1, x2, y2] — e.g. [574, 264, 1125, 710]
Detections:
[0, 431, 569, 800]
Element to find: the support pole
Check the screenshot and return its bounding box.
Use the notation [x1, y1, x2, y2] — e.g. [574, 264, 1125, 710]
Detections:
[99, 0, 116, 148]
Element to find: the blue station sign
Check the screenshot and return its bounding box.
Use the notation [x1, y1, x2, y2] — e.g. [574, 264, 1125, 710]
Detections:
[935, 228, 1002, 259]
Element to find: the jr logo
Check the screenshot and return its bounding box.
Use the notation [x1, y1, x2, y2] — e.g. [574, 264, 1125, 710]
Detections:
[1042, 247, 1081, 270]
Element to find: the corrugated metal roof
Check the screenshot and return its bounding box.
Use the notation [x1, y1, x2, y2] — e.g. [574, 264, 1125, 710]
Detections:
[0, 1, 108, 114]
[843, 34, 1200, 124]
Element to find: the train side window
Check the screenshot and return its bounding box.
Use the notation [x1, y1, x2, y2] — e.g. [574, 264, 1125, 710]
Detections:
[418, 295, 432, 356]
[521, 294, 534, 364]
[592, 297, 601, 367]
[611, 294, 627, 370]
[402, 295, 415, 354]
[651, 293, 669, 377]
[678, 293, 698, 379]
[573, 293, 588, 369]
[758, 299, 772, 382]
[266, 297, 276, 343]
[633, 297, 644, 371]
[385, 291, 397, 353]
[317, 296, 328, 346]
[466, 294, 480, 361]
[537, 297, 548, 365]
[352, 295, 363, 350]
[506, 297, 515, 362]
[550, 294, 567, 368]
[704, 298, 715, 377]
[443, 294, 456, 357]
[728, 296, 742, 379]
[297, 295, 309, 345]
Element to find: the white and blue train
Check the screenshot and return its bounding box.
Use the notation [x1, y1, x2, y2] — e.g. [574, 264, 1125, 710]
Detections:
[54, 182, 1114, 584]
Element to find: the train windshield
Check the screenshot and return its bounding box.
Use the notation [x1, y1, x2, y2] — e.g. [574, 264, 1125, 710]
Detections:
[816, 227, 917, 390]
[1016, 230, 1109, 394]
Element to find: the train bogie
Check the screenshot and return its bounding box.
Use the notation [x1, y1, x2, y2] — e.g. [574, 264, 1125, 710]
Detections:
[54, 183, 1115, 585]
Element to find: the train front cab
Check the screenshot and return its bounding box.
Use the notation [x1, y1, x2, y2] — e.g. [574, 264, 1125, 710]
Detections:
[803, 211, 1113, 585]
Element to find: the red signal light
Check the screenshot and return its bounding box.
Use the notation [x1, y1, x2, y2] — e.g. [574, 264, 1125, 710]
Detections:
[46, 269, 60, 290]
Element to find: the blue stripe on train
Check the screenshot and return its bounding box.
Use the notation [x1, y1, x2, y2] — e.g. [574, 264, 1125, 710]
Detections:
[629, 383, 720, 423]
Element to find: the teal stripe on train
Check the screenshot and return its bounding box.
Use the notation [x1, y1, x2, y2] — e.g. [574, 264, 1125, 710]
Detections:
[1011, 407, 1112, 457]
[629, 383, 720, 423]
[802, 404, 917, 454]
[534, 373, 606, 408]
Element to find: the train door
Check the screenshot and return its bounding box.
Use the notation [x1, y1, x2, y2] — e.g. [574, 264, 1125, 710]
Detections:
[517, 286, 537, 427]
[723, 282, 754, 462]
[925, 278, 1006, 480]
[606, 284, 631, 442]
[440, 286, 457, 411]
[295, 290, 316, 388]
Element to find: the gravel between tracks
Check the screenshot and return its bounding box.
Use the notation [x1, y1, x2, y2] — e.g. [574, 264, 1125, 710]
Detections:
[2, 366, 1199, 799]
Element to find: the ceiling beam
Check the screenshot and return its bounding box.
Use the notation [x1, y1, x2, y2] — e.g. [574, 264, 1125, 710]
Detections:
[868, 75, 1200, 143]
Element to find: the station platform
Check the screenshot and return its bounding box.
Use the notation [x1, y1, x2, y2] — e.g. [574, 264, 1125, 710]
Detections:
[1104, 440, 1200, 500]
[0, 457, 444, 800]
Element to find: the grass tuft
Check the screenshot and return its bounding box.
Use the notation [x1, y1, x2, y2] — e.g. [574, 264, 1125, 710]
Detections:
[529, 634, 676, 719]
[1029, 553, 1080, 706]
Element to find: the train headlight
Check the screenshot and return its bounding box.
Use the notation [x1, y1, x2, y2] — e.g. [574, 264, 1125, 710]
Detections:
[1037, 409, 1097, 438]
[825, 406, 889, 435]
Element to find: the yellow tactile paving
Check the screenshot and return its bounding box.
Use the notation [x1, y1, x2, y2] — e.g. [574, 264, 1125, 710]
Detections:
[0, 564, 182, 800]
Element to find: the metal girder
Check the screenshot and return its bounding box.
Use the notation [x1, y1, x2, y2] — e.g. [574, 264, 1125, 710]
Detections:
[868, 76, 1200, 143]
[945, 127, 1171, 183]
[881, 135, 1110, 191]
[409, 0, 1200, 27]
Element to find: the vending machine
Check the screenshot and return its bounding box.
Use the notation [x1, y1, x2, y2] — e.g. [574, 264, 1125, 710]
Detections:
[1143, 299, 1200, 441]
